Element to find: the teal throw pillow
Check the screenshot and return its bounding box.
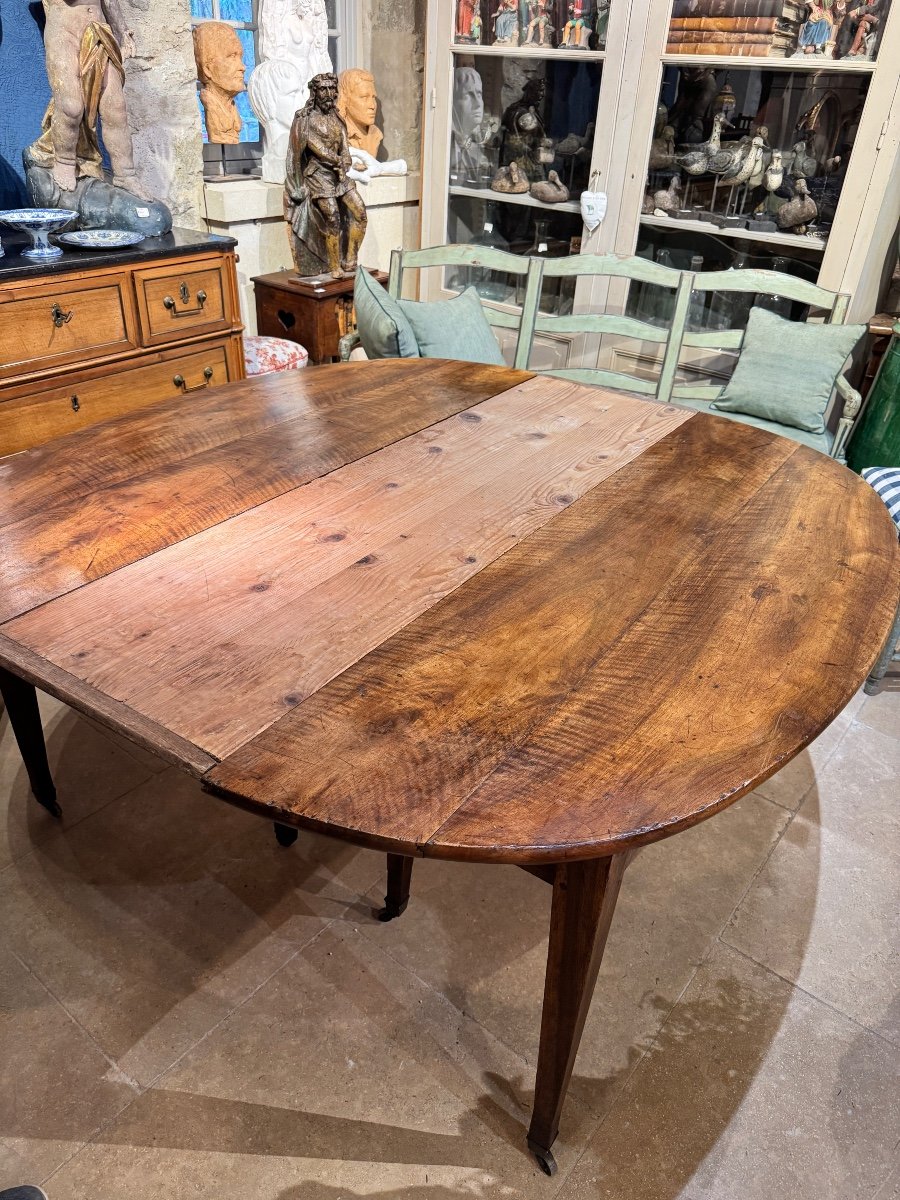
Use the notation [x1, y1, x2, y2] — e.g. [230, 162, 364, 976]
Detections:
[354, 268, 419, 359]
[711, 307, 865, 434]
[396, 286, 506, 366]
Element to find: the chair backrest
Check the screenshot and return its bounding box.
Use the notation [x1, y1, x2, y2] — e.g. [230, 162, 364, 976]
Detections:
[388, 245, 533, 344]
[671, 268, 851, 403]
[515, 253, 694, 402]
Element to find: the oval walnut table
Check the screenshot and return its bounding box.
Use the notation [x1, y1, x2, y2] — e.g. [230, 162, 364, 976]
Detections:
[1, 359, 898, 1174]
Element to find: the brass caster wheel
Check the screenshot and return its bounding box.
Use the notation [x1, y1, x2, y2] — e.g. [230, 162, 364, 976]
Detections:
[528, 1141, 558, 1177]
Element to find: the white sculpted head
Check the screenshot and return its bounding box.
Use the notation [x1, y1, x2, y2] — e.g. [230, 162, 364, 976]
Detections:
[247, 58, 306, 183]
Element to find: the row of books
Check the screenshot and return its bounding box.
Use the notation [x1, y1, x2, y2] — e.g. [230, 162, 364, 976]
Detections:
[666, 0, 804, 54]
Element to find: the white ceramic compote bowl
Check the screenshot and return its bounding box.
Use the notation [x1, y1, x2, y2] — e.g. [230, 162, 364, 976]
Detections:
[0, 208, 79, 260]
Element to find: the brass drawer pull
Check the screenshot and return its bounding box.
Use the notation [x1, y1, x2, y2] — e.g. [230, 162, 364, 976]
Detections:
[163, 286, 208, 317]
[173, 366, 214, 393]
[50, 303, 74, 328]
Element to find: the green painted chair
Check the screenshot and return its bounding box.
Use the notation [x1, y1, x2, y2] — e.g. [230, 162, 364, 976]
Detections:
[339, 244, 534, 361]
[514, 253, 693, 402]
[669, 269, 859, 460]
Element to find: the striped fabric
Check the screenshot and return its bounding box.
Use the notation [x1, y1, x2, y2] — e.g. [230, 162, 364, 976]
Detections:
[862, 467, 900, 532]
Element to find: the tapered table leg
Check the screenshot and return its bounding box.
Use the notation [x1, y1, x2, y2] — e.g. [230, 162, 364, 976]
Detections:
[0, 668, 61, 818]
[527, 854, 628, 1175]
[376, 853, 414, 922]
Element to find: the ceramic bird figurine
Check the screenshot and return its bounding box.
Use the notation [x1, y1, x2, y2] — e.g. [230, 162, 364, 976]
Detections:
[644, 174, 682, 217]
[775, 176, 817, 233]
[491, 161, 529, 194]
[788, 140, 818, 179]
[722, 135, 765, 215]
[530, 170, 570, 204]
[676, 113, 724, 176]
[764, 149, 784, 194]
[649, 125, 676, 172]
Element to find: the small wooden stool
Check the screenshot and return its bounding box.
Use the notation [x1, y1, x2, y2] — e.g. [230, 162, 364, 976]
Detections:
[253, 269, 388, 366]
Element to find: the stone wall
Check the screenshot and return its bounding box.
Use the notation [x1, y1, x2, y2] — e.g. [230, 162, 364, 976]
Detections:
[361, 0, 427, 169]
[125, 0, 205, 226]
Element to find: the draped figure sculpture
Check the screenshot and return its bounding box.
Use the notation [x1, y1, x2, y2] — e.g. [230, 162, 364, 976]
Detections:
[284, 72, 367, 279]
[24, 0, 172, 234]
[248, 0, 332, 183]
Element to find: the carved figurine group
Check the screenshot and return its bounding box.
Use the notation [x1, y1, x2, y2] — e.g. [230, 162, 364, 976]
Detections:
[456, 0, 611, 49]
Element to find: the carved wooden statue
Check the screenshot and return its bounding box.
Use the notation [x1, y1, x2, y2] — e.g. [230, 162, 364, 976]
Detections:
[284, 72, 367, 279]
[337, 69, 383, 159]
[28, 0, 140, 195]
[193, 22, 247, 144]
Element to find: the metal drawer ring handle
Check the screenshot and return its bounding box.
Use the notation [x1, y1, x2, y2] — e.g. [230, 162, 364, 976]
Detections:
[173, 366, 214, 393]
[163, 286, 207, 316]
[50, 303, 74, 328]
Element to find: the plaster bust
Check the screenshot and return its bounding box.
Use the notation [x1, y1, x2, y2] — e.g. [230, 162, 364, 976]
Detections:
[337, 69, 383, 159]
[248, 0, 332, 184]
[193, 22, 246, 144]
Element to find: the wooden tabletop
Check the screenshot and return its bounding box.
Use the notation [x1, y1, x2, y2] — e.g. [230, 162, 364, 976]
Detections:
[2, 360, 897, 865]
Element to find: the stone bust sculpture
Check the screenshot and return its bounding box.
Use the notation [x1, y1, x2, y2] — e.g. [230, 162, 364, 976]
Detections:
[284, 71, 367, 279]
[193, 22, 246, 144]
[337, 69, 383, 159]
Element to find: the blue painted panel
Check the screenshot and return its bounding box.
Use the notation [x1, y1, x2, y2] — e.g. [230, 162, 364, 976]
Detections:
[235, 27, 259, 142]
[190, 0, 215, 17]
[0, 0, 52, 206]
[220, 0, 253, 21]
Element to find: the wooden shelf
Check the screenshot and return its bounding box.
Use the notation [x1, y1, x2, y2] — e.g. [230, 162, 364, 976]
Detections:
[640, 214, 827, 253]
[450, 183, 583, 214]
[660, 53, 877, 72]
[452, 42, 606, 62]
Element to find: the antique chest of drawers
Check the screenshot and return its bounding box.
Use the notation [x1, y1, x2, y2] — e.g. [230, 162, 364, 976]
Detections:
[0, 229, 245, 457]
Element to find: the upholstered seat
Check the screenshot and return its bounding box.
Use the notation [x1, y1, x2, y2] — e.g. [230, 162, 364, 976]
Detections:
[244, 334, 309, 376]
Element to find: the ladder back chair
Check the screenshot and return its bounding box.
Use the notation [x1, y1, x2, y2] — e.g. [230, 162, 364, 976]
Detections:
[339, 245, 533, 361]
[671, 269, 859, 459]
[515, 253, 693, 403]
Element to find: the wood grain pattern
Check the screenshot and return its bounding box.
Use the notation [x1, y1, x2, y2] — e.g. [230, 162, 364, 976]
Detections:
[4, 380, 691, 759]
[205, 413, 900, 863]
[0, 360, 527, 624]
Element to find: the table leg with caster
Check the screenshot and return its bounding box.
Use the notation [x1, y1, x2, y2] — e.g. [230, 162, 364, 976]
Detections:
[527, 853, 628, 1175]
[0, 668, 62, 819]
[376, 853, 414, 922]
[274, 823, 299, 847]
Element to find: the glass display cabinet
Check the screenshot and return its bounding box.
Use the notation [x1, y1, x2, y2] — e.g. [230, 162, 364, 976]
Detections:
[422, 0, 900, 372]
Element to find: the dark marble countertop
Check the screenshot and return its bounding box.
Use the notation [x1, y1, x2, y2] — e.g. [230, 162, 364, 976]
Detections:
[0, 227, 238, 282]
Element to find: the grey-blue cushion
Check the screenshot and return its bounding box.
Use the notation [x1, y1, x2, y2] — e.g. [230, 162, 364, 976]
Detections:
[396, 286, 505, 366]
[711, 307, 866, 434]
[354, 267, 419, 359]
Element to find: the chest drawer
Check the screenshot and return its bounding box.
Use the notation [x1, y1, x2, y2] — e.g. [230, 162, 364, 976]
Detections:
[0, 340, 232, 457]
[0, 274, 137, 379]
[134, 257, 231, 345]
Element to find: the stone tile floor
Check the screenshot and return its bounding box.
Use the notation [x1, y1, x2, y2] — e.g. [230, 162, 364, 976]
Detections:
[1, 685, 898, 1199]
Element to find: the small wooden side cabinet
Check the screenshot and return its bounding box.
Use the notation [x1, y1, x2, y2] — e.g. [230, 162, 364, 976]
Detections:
[253, 269, 388, 366]
[0, 228, 245, 457]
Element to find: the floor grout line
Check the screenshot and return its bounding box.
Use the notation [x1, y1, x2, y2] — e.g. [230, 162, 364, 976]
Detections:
[717, 940, 900, 1053]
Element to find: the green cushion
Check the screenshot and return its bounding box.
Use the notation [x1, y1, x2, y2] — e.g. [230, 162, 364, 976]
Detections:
[711, 307, 865, 434]
[396, 286, 505, 366]
[354, 268, 419, 359]
[674, 395, 833, 454]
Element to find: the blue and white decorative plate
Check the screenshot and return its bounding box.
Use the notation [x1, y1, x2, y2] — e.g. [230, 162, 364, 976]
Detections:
[57, 229, 146, 250]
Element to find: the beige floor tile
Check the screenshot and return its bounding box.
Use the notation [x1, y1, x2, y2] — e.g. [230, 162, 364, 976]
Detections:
[0, 768, 385, 1087]
[359, 793, 789, 1121]
[875, 1163, 900, 1200]
[753, 690, 865, 810]
[556, 943, 900, 1200]
[1, 697, 154, 871]
[857, 688, 900, 741]
[724, 724, 900, 1044]
[46, 924, 597, 1198]
[0, 946, 137, 1189]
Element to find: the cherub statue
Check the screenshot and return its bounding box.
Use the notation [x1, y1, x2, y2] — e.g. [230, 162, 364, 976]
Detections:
[284, 72, 367, 279]
[28, 0, 142, 196]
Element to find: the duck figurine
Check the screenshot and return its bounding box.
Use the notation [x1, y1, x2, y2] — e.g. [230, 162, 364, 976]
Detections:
[643, 174, 682, 217]
[649, 125, 676, 172]
[724, 135, 765, 215]
[491, 161, 529, 194]
[788, 140, 818, 179]
[530, 170, 570, 204]
[676, 113, 724, 178]
[775, 176, 817, 234]
[764, 148, 784, 195]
